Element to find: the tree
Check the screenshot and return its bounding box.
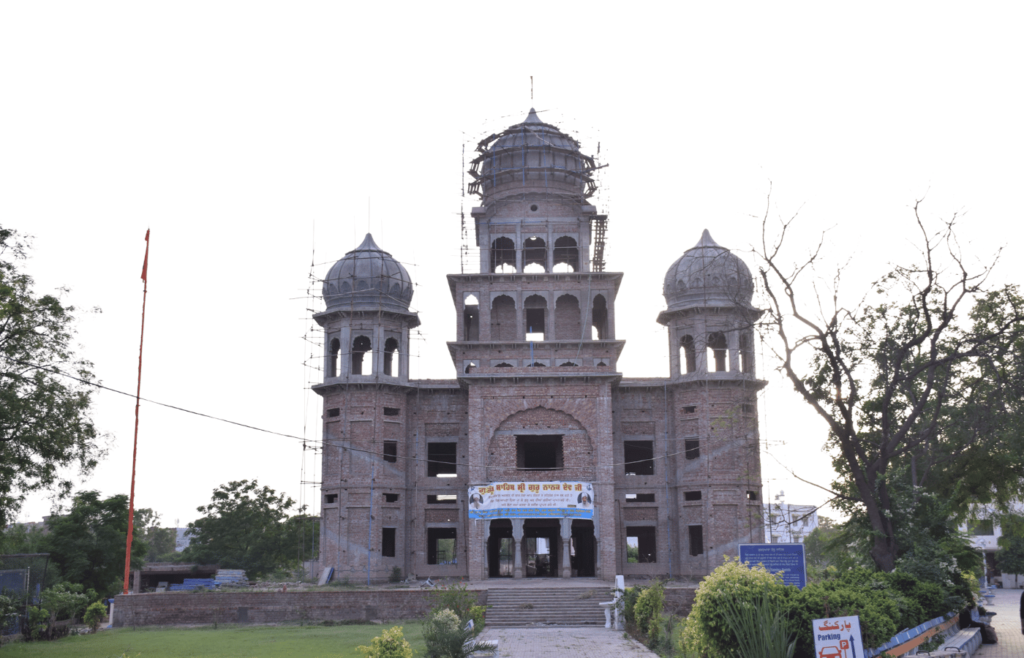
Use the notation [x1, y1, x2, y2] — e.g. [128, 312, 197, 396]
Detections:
[43, 491, 148, 597]
[0, 226, 103, 528]
[144, 525, 178, 563]
[757, 200, 1024, 571]
[182, 480, 297, 578]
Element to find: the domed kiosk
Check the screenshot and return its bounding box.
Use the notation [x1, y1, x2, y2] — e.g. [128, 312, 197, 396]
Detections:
[322, 233, 416, 314]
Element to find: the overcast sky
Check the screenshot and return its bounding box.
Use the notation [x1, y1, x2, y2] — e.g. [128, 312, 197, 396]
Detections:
[2, 3, 1022, 528]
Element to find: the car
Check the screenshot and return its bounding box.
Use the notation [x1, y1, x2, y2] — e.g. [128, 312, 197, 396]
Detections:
[818, 646, 842, 658]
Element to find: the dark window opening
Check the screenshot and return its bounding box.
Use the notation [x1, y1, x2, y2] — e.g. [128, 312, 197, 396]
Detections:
[427, 442, 458, 477]
[680, 335, 696, 373]
[739, 333, 753, 373]
[352, 335, 371, 375]
[626, 527, 657, 563]
[383, 441, 397, 463]
[625, 493, 655, 503]
[741, 404, 754, 414]
[325, 493, 338, 504]
[464, 303, 480, 341]
[970, 520, 995, 536]
[327, 408, 340, 418]
[596, 361, 607, 367]
[384, 493, 399, 503]
[523, 236, 547, 273]
[689, 525, 704, 556]
[383, 337, 399, 376]
[525, 295, 547, 341]
[384, 407, 400, 416]
[559, 361, 578, 367]
[328, 338, 340, 377]
[554, 294, 581, 340]
[491, 295, 517, 341]
[491, 237, 516, 273]
[496, 362, 513, 367]
[746, 491, 758, 501]
[382, 528, 396, 557]
[707, 332, 728, 372]
[684, 491, 702, 501]
[427, 494, 458, 504]
[683, 405, 696, 414]
[527, 361, 546, 367]
[624, 440, 655, 475]
[553, 236, 578, 273]
[685, 439, 700, 460]
[427, 528, 457, 565]
[591, 295, 608, 339]
[516, 435, 563, 470]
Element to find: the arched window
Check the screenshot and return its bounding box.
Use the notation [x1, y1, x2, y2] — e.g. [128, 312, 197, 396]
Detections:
[554, 294, 581, 340]
[680, 335, 696, 373]
[553, 236, 578, 272]
[707, 332, 728, 372]
[591, 295, 608, 340]
[524, 295, 547, 341]
[491, 295, 517, 341]
[352, 335, 371, 375]
[523, 236, 546, 273]
[491, 237, 516, 273]
[383, 337, 399, 377]
[328, 338, 340, 378]
[463, 294, 480, 341]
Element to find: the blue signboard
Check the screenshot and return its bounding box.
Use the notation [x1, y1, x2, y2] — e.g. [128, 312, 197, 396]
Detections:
[739, 543, 807, 589]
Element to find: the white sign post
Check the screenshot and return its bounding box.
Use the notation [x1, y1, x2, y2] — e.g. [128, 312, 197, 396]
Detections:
[812, 616, 864, 658]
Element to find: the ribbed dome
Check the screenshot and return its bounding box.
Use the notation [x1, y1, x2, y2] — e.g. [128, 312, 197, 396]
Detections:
[322, 234, 414, 313]
[468, 108, 597, 201]
[663, 230, 754, 311]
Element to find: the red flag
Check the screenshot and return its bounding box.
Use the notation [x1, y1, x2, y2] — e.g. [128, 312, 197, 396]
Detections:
[141, 230, 150, 282]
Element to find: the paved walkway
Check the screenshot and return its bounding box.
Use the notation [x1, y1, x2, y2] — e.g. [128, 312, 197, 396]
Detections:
[477, 626, 657, 658]
[974, 587, 1023, 657]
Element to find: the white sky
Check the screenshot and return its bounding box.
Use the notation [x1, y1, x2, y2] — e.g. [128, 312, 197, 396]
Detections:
[2, 3, 1022, 528]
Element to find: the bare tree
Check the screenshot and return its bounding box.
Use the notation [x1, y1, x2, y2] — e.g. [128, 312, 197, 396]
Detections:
[756, 197, 1024, 571]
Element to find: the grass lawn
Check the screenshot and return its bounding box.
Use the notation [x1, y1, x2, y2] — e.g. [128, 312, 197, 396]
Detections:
[0, 622, 426, 658]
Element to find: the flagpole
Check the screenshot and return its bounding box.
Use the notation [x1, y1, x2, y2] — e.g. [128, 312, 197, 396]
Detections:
[123, 229, 150, 595]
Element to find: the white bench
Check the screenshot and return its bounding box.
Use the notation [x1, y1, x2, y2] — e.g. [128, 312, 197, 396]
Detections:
[462, 619, 498, 656]
[599, 575, 625, 630]
[943, 627, 982, 656]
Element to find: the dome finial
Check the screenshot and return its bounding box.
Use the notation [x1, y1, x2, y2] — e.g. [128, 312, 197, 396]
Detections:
[355, 233, 381, 252]
[695, 229, 720, 249]
[524, 108, 542, 124]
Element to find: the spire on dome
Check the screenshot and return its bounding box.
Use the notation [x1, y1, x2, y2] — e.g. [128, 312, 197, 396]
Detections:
[694, 229, 721, 249]
[524, 108, 542, 124]
[353, 233, 384, 252]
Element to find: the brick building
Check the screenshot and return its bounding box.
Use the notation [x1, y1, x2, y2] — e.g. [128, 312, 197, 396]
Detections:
[314, 109, 765, 583]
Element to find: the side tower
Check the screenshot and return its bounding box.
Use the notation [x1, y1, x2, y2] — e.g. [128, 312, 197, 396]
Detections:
[659, 230, 765, 574]
[314, 234, 419, 581]
[451, 109, 623, 581]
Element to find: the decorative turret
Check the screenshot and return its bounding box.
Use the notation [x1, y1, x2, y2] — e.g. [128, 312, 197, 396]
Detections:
[322, 234, 415, 314]
[662, 230, 754, 311]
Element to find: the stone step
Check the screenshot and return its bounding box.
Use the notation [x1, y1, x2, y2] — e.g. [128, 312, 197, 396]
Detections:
[485, 587, 608, 626]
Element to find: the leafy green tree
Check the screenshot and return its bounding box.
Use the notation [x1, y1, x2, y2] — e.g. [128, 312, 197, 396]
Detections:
[144, 526, 178, 563]
[0, 226, 103, 528]
[40, 582, 95, 621]
[182, 480, 298, 578]
[43, 491, 148, 597]
[758, 205, 1024, 571]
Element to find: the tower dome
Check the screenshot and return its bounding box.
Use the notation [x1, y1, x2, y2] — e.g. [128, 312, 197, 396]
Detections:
[663, 230, 754, 311]
[468, 108, 597, 202]
[322, 233, 414, 313]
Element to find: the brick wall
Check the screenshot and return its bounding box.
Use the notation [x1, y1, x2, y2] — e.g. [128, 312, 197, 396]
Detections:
[112, 589, 487, 628]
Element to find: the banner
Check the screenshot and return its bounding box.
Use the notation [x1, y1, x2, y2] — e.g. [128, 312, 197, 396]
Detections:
[468, 481, 594, 520]
[739, 543, 807, 588]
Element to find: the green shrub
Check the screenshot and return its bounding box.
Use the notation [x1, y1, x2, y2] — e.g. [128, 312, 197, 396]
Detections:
[389, 567, 403, 583]
[719, 593, 796, 658]
[622, 586, 642, 626]
[83, 601, 106, 631]
[357, 625, 414, 658]
[41, 582, 93, 621]
[681, 557, 792, 658]
[467, 605, 486, 635]
[430, 583, 478, 621]
[25, 606, 50, 641]
[422, 608, 494, 658]
[787, 582, 899, 655]
[633, 580, 664, 643]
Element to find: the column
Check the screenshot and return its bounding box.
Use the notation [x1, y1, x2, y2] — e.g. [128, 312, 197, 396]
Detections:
[512, 519, 524, 579]
[482, 520, 491, 578]
[560, 517, 572, 578]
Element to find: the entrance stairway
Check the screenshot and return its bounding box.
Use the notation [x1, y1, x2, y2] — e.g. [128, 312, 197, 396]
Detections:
[485, 587, 609, 627]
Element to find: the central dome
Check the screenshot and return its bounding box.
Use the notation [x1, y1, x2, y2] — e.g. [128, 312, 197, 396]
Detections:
[663, 230, 754, 311]
[468, 108, 597, 201]
[322, 234, 414, 314]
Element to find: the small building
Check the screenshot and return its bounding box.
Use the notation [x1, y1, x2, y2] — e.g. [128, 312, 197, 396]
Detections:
[762, 503, 819, 544]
